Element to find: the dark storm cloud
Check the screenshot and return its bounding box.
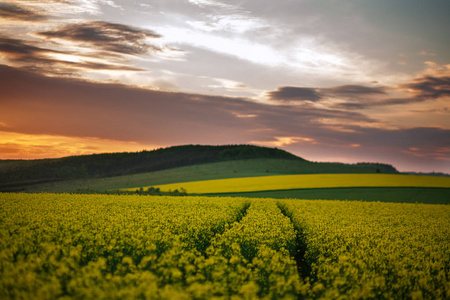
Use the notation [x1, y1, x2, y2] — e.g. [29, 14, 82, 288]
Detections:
[0, 3, 46, 21]
[267, 86, 322, 102]
[0, 37, 144, 74]
[38, 21, 163, 55]
[402, 76, 450, 99]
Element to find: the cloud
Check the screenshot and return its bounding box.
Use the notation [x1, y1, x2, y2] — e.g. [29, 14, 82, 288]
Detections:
[187, 14, 265, 34]
[158, 26, 282, 66]
[185, 1, 267, 35]
[0, 64, 375, 150]
[324, 85, 386, 97]
[325, 66, 450, 109]
[355, 127, 450, 163]
[286, 126, 450, 172]
[28, 0, 122, 15]
[0, 131, 156, 160]
[403, 146, 449, 161]
[1, 18, 182, 79]
[0, 37, 53, 58]
[267, 84, 390, 107]
[267, 84, 386, 104]
[187, 0, 234, 9]
[0, 2, 47, 21]
[419, 50, 436, 56]
[38, 21, 162, 55]
[266, 77, 447, 110]
[422, 62, 450, 77]
[267, 86, 322, 102]
[252, 136, 316, 148]
[0, 64, 255, 145]
[402, 76, 450, 100]
[0, 37, 145, 74]
[334, 97, 426, 110]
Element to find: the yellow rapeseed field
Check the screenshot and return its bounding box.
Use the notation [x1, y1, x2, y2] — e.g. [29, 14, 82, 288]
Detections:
[1, 193, 449, 299]
[123, 173, 450, 194]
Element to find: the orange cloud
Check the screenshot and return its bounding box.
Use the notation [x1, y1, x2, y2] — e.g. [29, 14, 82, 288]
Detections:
[402, 146, 450, 161]
[0, 131, 160, 160]
[252, 136, 317, 147]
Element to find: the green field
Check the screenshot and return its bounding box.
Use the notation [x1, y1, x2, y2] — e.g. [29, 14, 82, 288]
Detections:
[205, 187, 450, 204]
[1, 193, 449, 299]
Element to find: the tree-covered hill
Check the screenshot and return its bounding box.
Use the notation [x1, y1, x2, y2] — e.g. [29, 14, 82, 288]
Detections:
[0, 145, 298, 188]
[0, 144, 398, 192]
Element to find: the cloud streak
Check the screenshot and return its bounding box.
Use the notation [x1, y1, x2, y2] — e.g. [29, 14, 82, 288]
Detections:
[0, 2, 47, 21]
[0, 17, 186, 80]
[38, 21, 162, 56]
[0, 37, 145, 74]
[268, 71, 450, 110]
[325, 85, 386, 97]
[402, 76, 450, 99]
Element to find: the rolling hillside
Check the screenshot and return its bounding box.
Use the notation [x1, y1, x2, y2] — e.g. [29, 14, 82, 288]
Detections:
[0, 144, 398, 192]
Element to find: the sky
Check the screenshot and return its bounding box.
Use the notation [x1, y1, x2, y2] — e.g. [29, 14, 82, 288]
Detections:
[0, 0, 449, 173]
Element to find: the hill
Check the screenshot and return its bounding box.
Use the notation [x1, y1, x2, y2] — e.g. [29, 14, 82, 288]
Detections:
[0, 144, 398, 192]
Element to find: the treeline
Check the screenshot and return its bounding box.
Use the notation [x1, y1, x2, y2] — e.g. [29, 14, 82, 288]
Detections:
[99, 187, 188, 197]
[128, 187, 187, 196]
[355, 162, 398, 173]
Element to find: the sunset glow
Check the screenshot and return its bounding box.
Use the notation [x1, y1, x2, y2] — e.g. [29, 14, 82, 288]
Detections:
[0, 131, 160, 160]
